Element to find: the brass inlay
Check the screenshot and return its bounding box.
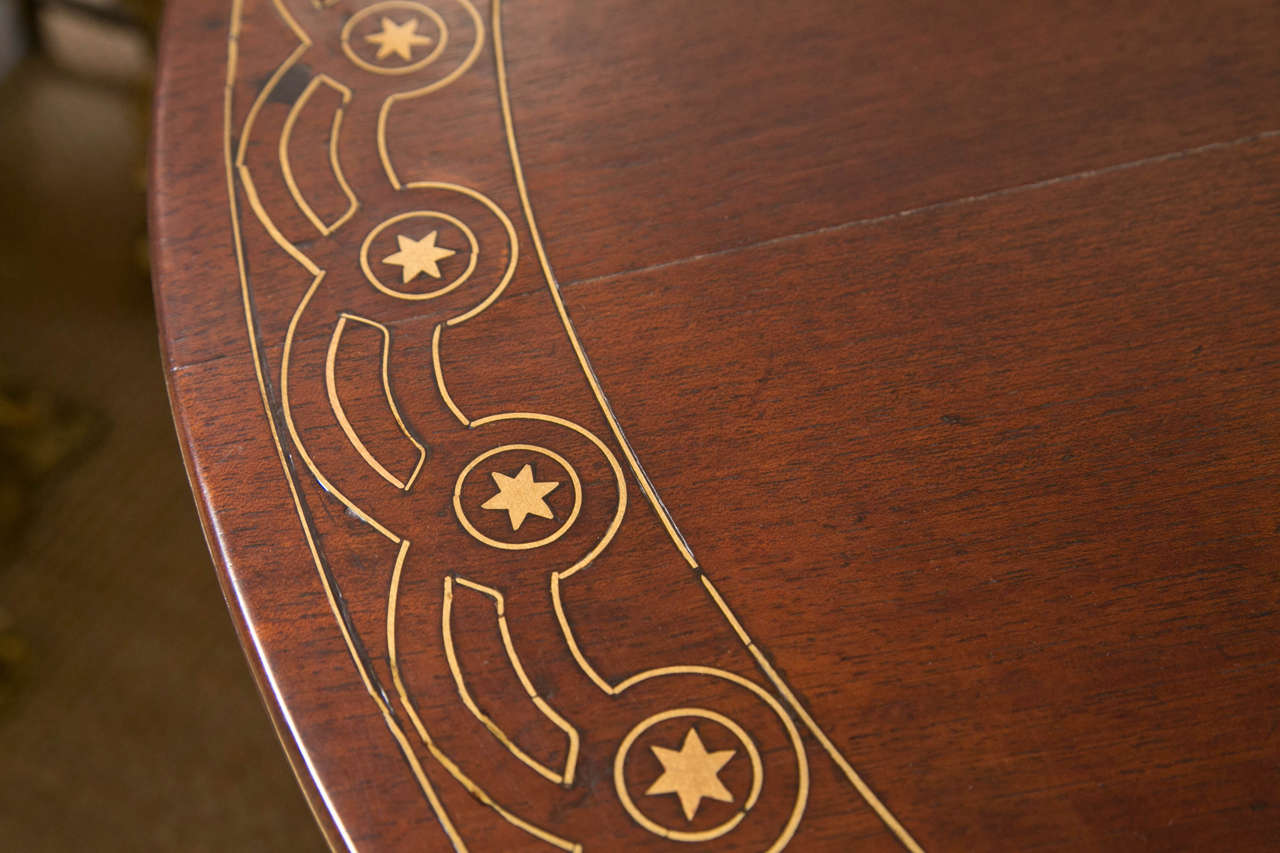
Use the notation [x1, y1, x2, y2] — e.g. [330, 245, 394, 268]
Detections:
[282, 271, 400, 542]
[406, 181, 519, 325]
[221, 0, 926, 848]
[378, 2, 485, 189]
[442, 576, 580, 785]
[431, 324, 470, 427]
[480, 463, 558, 530]
[614, 708, 763, 842]
[386, 544, 581, 852]
[341, 1, 447, 75]
[365, 16, 434, 62]
[611, 671, 807, 852]
[222, 3, 462, 847]
[453, 444, 582, 551]
[359, 211, 478, 301]
[325, 313, 426, 491]
[382, 229, 457, 282]
[492, 1, 925, 850]
[647, 727, 736, 820]
[278, 74, 358, 235]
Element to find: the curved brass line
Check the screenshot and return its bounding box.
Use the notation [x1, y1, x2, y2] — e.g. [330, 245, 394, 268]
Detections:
[431, 325, 470, 426]
[703, 572, 925, 852]
[549, 573, 615, 696]
[380, 0, 485, 189]
[749, 638, 923, 852]
[529, 697, 579, 786]
[403, 181, 520, 326]
[238, 148, 322, 275]
[324, 313, 427, 491]
[386, 552, 579, 851]
[611, 665, 809, 853]
[384, 324, 428, 491]
[325, 103, 359, 232]
[233, 36, 321, 275]
[279, 74, 359, 236]
[225, 5, 464, 846]
[464, 581, 580, 782]
[443, 576, 580, 785]
[280, 274, 399, 541]
[269, 0, 311, 45]
[463, 410, 630, 698]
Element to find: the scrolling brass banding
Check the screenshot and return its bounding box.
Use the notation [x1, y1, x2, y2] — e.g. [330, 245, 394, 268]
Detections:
[387, 543, 581, 852]
[221, 0, 925, 847]
[223, 3, 462, 847]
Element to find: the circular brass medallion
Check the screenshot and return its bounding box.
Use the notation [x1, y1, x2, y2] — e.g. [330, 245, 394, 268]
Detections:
[340, 1, 449, 75]
[359, 210, 478, 300]
[453, 444, 582, 550]
[613, 707, 763, 843]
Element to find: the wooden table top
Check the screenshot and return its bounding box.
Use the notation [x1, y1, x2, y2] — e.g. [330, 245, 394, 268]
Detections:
[149, 0, 1280, 849]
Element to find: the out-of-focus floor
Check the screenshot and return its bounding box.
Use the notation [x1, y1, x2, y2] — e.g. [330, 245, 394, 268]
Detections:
[0, 31, 323, 853]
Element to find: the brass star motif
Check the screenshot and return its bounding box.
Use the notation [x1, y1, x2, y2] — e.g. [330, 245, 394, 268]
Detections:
[364, 16, 433, 62]
[645, 726, 736, 821]
[381, 231, 457, 282]
[480, 463, 559, 531]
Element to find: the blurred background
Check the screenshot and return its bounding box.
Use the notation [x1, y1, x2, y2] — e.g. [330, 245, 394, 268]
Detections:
[0, 1, 323, 848]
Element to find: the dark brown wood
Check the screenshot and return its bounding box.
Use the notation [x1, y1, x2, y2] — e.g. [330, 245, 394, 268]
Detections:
[150, 0, 1280, 850]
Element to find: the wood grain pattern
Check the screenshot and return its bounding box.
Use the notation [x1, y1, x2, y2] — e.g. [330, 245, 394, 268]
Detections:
[150, 0, 1280, 849]
[562, 137, 1280, 850]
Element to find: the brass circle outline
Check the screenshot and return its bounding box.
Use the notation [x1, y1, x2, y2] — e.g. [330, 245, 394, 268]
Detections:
[613, 707, 764, 843]
[340, 1, 449, 76]
[360, 210, 479, 301]
[453, 444, 582, 551]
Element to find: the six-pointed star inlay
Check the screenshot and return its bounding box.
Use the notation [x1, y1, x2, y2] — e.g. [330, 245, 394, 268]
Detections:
[645, 726, 736, 821]
[381, 230, 457, 283]
[364, 16, 433, 62]
[480, 464, 559, 531]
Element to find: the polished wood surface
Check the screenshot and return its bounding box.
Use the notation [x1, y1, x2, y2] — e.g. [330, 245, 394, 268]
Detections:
[150, 0, 1280, 849]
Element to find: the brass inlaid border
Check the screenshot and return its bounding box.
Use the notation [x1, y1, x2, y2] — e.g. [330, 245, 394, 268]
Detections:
[386, 543, 581, 852]
[217, 0, 927, 847]
[405, 180, 519, 326]
[379, 0, 485, 188]
[222, 2, 463, 847]
[431, 324, 470, 426]
[282, 271, 400, 542]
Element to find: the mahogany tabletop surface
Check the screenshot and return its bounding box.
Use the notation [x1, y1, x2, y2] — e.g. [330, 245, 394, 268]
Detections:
[149, 0, 1280, 849]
